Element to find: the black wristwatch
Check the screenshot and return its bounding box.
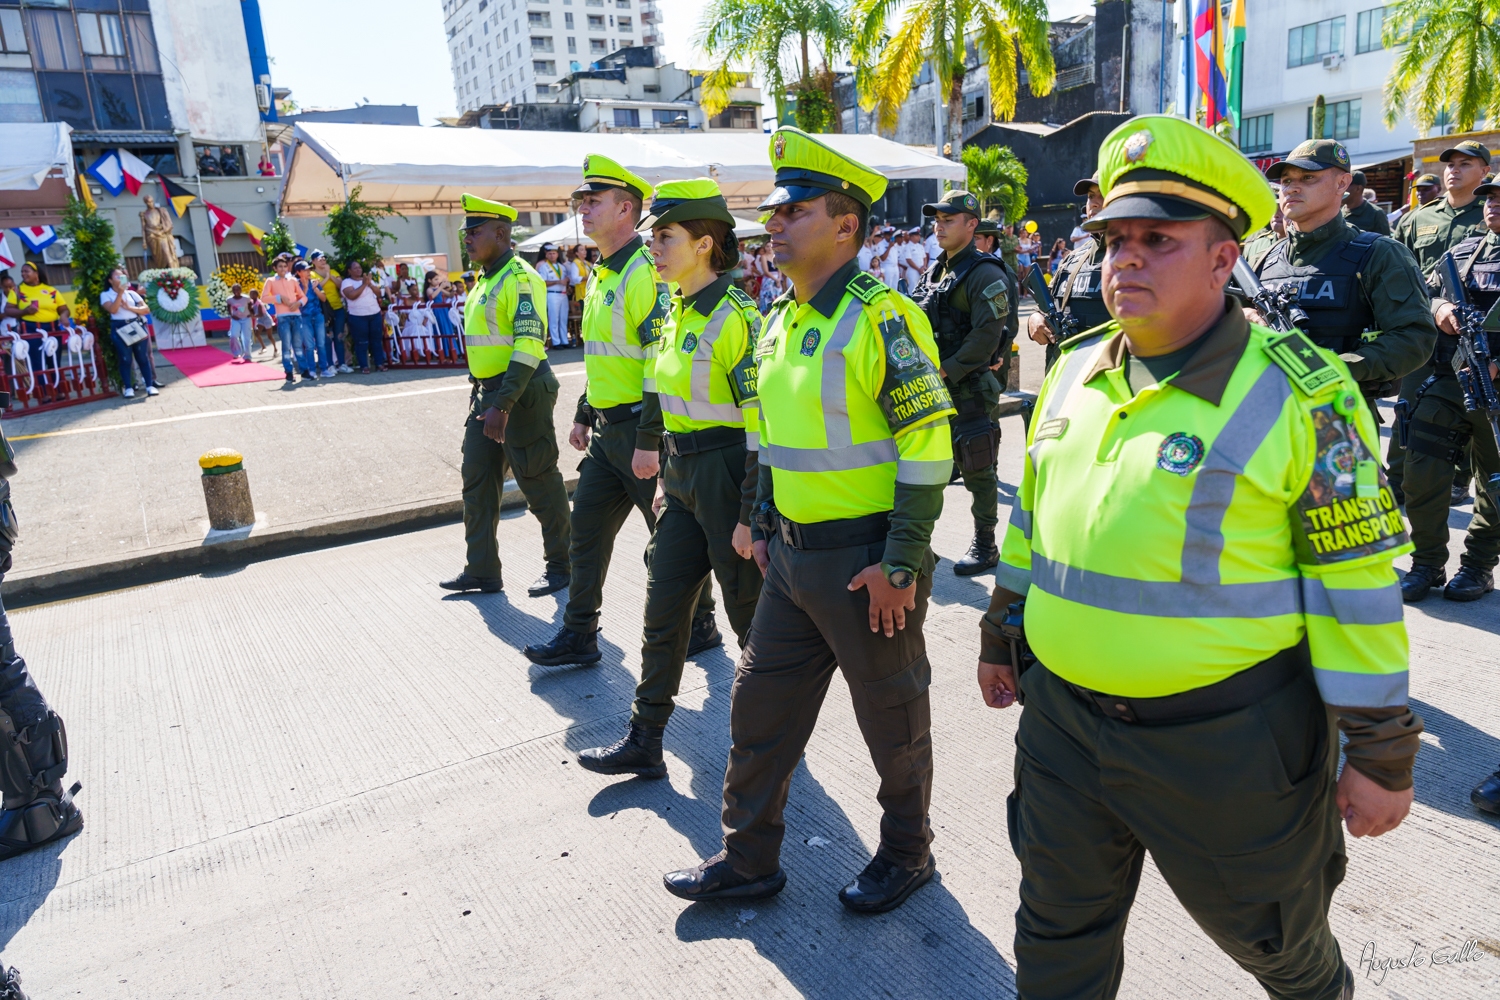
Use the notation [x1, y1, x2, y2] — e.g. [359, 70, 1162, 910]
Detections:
[882, 563, 916, 589]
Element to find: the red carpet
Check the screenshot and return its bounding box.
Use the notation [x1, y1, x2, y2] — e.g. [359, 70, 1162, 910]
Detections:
[158, 346, 284, 387]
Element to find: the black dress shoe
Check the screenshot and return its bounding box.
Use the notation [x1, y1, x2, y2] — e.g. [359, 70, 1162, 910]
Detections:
[527, 570, 570, 598]
[578, 721, 666, 778]
[439, 572, 501, 593]
[684, 612, 722, 658]
[1472, 768, 1500, 816]
[1451, 483, 1473, 506]
[1444, 566, 1494, 602]
[523, 626, 601, 666]
[663, 850, 786, 901]
[838, 853, 936, 914]
[1399, 564, 1446, 603]
[954, 529, 999, 576]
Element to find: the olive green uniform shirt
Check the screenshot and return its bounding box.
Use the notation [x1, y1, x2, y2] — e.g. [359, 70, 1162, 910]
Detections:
[1245, 216, 1437, 387]
[1393, 195, 1485, 272]
[928, 241, 1014, 384]
[1342, 198, 1391, 236]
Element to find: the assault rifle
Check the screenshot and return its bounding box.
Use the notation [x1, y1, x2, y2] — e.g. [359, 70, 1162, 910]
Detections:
[1024, 265, 1078, 344]
[1438, 253, 1500, 499]
[1230, 258, 1311, 335]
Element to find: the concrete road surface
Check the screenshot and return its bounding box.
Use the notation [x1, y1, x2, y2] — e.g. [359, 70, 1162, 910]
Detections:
[2, 400, 1498, 999]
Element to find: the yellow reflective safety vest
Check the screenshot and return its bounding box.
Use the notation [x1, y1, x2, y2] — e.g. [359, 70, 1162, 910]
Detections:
[654, 277, 762, 441]
[463, 254, 548, 380]
[998, 308, 1411, 707]
[756, 267, 956, 523]
[582, 236, 669, 408]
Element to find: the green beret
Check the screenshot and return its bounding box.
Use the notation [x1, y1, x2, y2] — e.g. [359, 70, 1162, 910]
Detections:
[574, 153, 653, 201]
[460, 193, 518, 229]
[638, 177, 736, 231]
[1085, 115, 1275, 239]
[760, 127, 887, 210]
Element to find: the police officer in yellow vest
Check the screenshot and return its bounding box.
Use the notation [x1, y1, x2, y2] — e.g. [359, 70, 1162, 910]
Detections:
[664, 129, 955, 914]
[440, 194, 572, 597]
[578, 179, 764, 777]
[524, 156, 719, 666]
[976, 118, 1422, 1000]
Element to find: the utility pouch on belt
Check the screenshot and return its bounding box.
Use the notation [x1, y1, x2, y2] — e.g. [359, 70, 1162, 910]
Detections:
[953, 414, 1000, 474]
[998, 599, 1034, 705]
[1393, 398, 1411, 447]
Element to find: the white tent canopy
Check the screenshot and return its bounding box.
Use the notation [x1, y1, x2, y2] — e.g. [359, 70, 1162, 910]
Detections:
[516, 214, 766, 252]
[0, 123, 75, 191]
[281, 123, 966, 217]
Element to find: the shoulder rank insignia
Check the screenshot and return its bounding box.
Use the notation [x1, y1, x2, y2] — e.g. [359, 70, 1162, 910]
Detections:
[727, 285, 756, 310]
[847, 271, 889, 305]
[1263, 328, 1342, 395]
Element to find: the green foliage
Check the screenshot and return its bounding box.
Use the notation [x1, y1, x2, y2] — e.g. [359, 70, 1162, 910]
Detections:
[58, 196, 120, 329]
[695, 0, 849, 124]
[1384, 0, 1500, 132]
[138, 268, 200, 324]
[961, 144, 1029, 221]
[260, 218, 295, 260]
[322, 186, 402, 272]
[1312, 94, 1326, 138]
[792, 82, 837, 133]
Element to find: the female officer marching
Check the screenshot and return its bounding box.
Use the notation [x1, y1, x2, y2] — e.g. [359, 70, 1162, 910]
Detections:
[577, 179, 764, 778]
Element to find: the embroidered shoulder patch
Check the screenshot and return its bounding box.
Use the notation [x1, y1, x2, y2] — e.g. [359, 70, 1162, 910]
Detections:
[799, 328, 822, 356]
[1156, 433, 1204, 476]
[876, 312, 952, 431]
[727, 286, 756, 310]
[1263, 329, 1342, 395]
[513, 287, 543, 341]
[981, 278, 1011, 321]
[1293, 404, 1407, 564]
[847, 272, 888, 305]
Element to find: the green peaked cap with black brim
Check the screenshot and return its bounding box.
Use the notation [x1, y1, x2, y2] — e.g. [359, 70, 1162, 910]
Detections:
[460, 193, 518, 229]
[637, 177, 736, 231]
[760, 126, 888, 211]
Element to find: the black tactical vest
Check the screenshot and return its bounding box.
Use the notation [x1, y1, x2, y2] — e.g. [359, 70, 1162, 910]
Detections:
[1434, 235, 1500, 373]
[913, 245, 996, 361]
[1050, 242, 1112, 331]
[1254, 230, 1381, 354]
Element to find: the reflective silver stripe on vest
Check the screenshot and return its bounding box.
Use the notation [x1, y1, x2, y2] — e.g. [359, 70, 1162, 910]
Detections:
[1312, 666, 1408, 707]
[465, 334, 513, 347]
[897, 458, 954, 485]
[1180, 365, 1293, 585]
[509, 350, 541, 369]
[659, 394, 743, 423]
[819, 303, 865, 450]
[585, 340, 645, 359]
[1031, 553, 1303, 618]
[692, 298, 738, 401]
[1301, 577, 1404, 625]
[469, 260, 520, 347]
[1027, 334, 1103, 471]
[994, 561, 1033, 595]
[762, 438, 899, 472]
[611, 253, 649, 346]
[745, 430, 759, 452]
[1009, 502, 1032, 540]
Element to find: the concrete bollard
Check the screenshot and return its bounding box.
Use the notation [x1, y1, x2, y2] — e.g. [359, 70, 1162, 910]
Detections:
[199, 448, 255, 531]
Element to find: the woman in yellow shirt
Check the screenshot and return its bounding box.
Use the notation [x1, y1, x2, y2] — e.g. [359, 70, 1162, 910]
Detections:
[5, 262, 62, 375]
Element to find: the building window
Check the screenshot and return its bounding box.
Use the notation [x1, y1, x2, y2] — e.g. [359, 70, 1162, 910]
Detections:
[710, 105, 756, 129]
[1239, 113, 1274, 154]
[653, 108, 687, 126]
[567, 36, 576, 52]
[587, 14, 605, 28]
[617, 0, 630, 6]
[565, 12, 574, 27]
[613, 107, 639, 127]
[533, 59, 555, 75]
[1307, 98, 1361, 140]
[586, 0, 604, 6]
[1287, 16, 1345, 68]
[0, 69, 42, 123]
[0, 9, 27, 55]
[195, 145, 246, 176]
[589, 38, 607, 53]
[962, 94, 985, 122]
[1355, 7, 1387, 54]
[528, 11, 552, 27]
[617, 17, 631, 30]
[531, 35, 553, 52]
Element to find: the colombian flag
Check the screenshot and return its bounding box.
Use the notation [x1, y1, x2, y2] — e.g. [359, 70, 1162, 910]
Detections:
[1194, 0, 1230, 127]
[158, 175, 196, 219]
[1225, 0, 1246, 127]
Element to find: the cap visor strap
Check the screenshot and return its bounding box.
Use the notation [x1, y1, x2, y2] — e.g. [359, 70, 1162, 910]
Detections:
[1104, 181, 1240, 223]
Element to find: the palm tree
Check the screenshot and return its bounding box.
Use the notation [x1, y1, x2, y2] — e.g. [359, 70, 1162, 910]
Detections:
[961, 143, 1029, 221]
[1383, 0, 1500, 132]
[696, 0, 851, 129]
[851, 0, 1054, 160]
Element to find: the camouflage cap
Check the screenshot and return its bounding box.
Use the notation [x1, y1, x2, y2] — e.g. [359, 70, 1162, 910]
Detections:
[760, 126, 888, 210]
[1440, 139, 1493, 165]
[460, 193, 518, 229]
[922, 189, 982, 218]
[1265, 139, 1351, 179]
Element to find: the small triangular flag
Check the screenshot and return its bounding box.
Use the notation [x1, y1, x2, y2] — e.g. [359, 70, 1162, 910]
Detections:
[158, 175, 196, 218]
[118, 148, 151, 195]
[204, 201, 237, 245]
[243, 220, 266, 248]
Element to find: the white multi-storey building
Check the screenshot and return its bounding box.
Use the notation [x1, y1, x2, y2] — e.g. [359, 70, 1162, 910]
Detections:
[1236, 1, 1425, 173]
[443, 0, 657, 113]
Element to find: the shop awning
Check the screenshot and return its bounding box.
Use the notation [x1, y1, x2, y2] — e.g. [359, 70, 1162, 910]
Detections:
[280, 123, 967, 217]
[0, 123, 76, 228]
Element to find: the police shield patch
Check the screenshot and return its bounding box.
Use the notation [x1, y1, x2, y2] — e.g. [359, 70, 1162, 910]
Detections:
[1156, 433, 1204, 476]
[1293, 404, 1407, 563]
[680, 331, 699, 354]
[518, 299, 534, 314]
[800, 329, 821, 357]
[604, 289, 615, 306]
[888, 335, 920, 370]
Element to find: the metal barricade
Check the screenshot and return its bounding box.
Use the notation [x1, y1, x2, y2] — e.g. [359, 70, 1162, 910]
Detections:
[1, 323, 114, 416]
[380, 305, 468, 368]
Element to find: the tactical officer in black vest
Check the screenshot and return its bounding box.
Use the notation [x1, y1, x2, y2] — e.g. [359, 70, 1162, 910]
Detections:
[1026, 174, 1111, 373]
[1246, 139, 1436, 409]
[913, 190, 1017, 575]
[0, 397, 82, 872]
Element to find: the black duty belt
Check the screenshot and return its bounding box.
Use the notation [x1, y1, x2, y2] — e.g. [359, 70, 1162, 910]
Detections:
[593, 400, 644, 425]
[774, 510, 890, 550]
[663, 425, 746, 457]
[471, 358, 551, 391]
[1058, 640, 1309, 725]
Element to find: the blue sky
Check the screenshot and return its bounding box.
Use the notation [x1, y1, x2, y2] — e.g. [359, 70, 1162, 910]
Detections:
[261, 0, 1098, 126]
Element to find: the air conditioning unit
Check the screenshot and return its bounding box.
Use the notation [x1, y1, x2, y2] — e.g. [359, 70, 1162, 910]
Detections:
[256, 83, 272, 112]
[42, 238, 73, 265]
[1321, 53, 1344, 70]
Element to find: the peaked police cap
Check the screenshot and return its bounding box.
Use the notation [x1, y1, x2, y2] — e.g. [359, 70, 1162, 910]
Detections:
[637, 177, 737, 231]
[759, 127, 888, 210]
[574, 153, 653, 201]
[460, 193, 518, 229]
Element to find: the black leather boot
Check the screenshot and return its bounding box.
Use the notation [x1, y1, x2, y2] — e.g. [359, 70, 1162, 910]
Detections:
[684, 612, 722, 658]
[439, 572, 501, 593]
[1444, 566, 1494, 602]
[523, 626, 601, 666]
[663, 850, 786, 901]
[577, 722, 666, 778]
[1471, 768, 1500, 816]
[838, 853, 936, 913]
[527, 570, 570, 598]
[1451, 482, 1473, 506]
[953, 528, 999, 576]
[1399, 564, 1446, 602]
[0, 781, 83, 862]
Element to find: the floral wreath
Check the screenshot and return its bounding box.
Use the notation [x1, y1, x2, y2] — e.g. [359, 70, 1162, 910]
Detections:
[138, 267, 201, 325]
